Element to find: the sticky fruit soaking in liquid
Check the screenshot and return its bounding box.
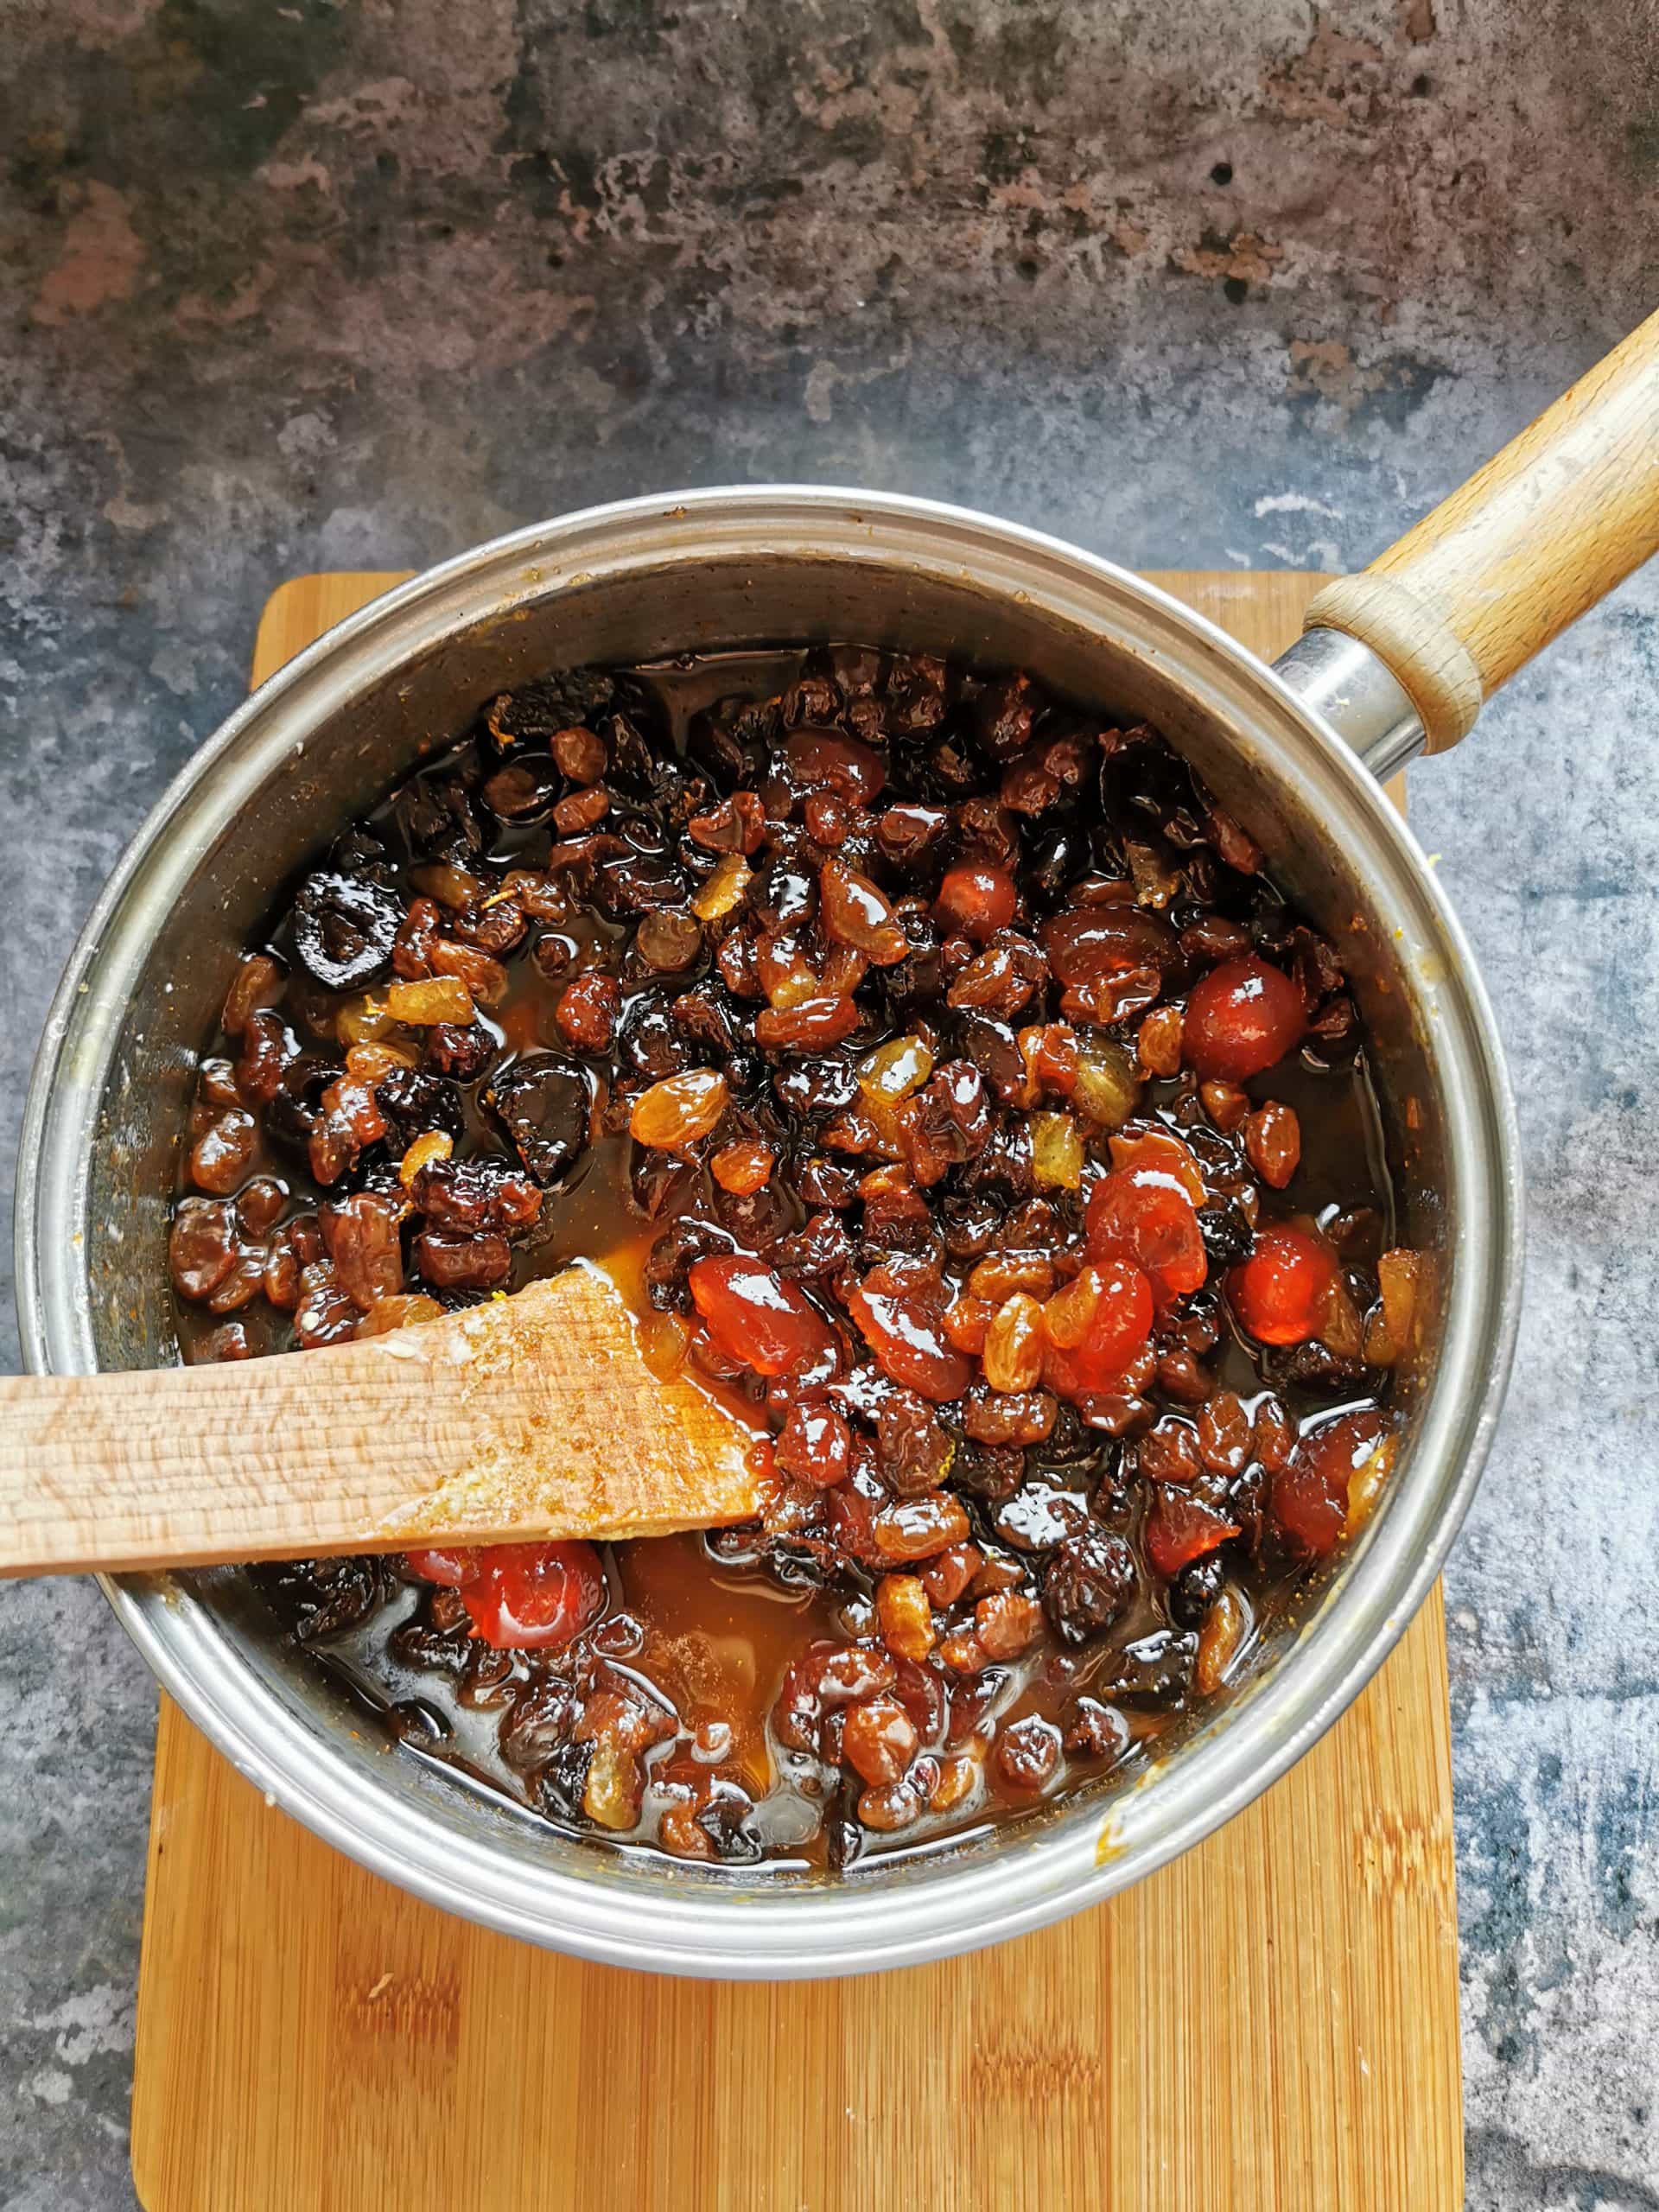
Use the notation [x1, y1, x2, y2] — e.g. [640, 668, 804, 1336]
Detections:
[171, 643, 1422, 1872]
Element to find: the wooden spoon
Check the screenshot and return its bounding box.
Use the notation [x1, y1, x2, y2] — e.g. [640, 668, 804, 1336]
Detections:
[0, 1265, 760, 1577]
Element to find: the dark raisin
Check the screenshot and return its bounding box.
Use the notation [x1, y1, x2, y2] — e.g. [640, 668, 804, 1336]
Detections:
[1042, 1529, 1136, 1645]
[410, 1154, 543, 1236]
[373, 1065, 466, 1148]
[487, 671, 613, 754]
[993, 1714, 1061, 1791]
[643, 1214, 738, 1311]
[289, 870, 404, 992]
[484, 1053, 595, 1185]
[413, 1229, 512, 1289]
[875, 1389, 955, 1496]
[423, 1022, 497, 1083]
[1197, 1200, 1255, 1268]
[950, 1440, 1027, 1503]
[910, 1061, 992, 1168]
[774, 1211, 855, 1280]
[1026, 825, 1090, 911]
[1168, 1552, 1228, 1627]
[168, 1198, 239, 1301]
[451, 898, 528, 956]
[619, 993, 694, 1081]
[482, 759, 562, 821]
[1096, 1628, 1198, 1706]
[387, 775, 481, 864]
[592, 850, 687, 918]
[260, 1554, 381, 1643]
[1064, 1697, 1130, 1761]
[772, 1054, 860, 1116]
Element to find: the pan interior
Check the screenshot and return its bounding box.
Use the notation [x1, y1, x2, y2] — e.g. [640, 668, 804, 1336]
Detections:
[20, 494, 1512, 1967]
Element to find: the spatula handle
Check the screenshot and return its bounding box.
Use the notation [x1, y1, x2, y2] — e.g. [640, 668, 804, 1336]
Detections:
[1304, 306, 1659, 752]
[0, 1357, 444, 1575]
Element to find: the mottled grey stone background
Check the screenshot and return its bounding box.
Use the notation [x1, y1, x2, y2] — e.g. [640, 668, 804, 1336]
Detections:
[3, 1, 1658, 2204]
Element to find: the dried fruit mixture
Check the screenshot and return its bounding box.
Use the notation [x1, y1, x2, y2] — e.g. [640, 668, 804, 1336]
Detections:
[170, 644, 1425, 1870]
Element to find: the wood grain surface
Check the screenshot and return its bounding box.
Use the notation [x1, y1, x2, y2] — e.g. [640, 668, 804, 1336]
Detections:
[130, 568, 1460, 2212]
[1306, 304, 1659, 750]
[0, 1268, 759, 1574]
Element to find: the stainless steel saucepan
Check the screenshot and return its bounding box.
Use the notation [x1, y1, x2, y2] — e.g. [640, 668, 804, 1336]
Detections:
[16, 310, 1659, 1976]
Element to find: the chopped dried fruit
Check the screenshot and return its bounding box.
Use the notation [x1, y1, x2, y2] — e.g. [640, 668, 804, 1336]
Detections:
[168, 1198, 239, 1301]
[993, 1715, 1062, 1793]
[785, 727, 886, 804]
[636, 907, 703, 971]
[1272, 1409, 1393, 1558]
[820, 858, 908, 965]
[842, 1695, 918, 1786]
[386, 976, 475, 1027]
[321, 1191, 405, 1311]
[180, 638, 1405, 1872]
[1144, 1488, 1240, 1579]
[1365, 1247, 1428, 1366]
[982, 1292, 1045, 1394]
[1071, 1034, 1141, 1128]
[630, 1068, 729, 1148]
[221, 953, 284, 1037]
[1039, 904, 1179, 990]
[774, 1400, 853, 1487]
[754, 995, 861, 1050]
[486, 1054, 594, 1185]
[555, 970, 622, 1051]
[291, 871, 403, 992]
[189, 1109, 257, 1195]
[974, 1589, 1043, 1660]
[690, 852, 753, 921]
[1028, 1110, 1083, 1190]
[875, 1575, 937, 1661]
[857, 1033, 934, 1106]
[456, 1541, 607, 1650]
[1244, 1100, 1301, 1189]
[1039, 1259, 1154, 1395]
[398, 1128, 454, 1188]
[1137, 1004, 1184, 1077]
[1194, 1582, 1250, 1696]
[873, 1491, 971, 1561]
[710, 1139, 775, 1196]
[1042, 1529, 1135, 1644]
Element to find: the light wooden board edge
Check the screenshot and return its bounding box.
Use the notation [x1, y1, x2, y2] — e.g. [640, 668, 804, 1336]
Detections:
[130, 568, 1462, 2212]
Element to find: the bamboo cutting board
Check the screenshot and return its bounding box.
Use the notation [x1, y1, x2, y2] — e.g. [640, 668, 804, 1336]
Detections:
[130, 569, 1461, 2212]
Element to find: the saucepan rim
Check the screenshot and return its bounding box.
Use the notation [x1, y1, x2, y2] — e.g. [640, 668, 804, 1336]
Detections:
[16, 486, 1521, 1977]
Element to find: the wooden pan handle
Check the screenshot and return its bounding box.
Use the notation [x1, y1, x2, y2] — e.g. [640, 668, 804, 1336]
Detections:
[1304, 308, 1659, 753]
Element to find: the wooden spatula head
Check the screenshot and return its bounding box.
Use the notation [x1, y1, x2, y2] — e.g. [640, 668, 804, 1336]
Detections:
[0, 1265, 762, 1577]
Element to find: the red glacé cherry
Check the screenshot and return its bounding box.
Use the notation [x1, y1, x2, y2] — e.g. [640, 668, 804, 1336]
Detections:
[847, 1267, 973, 1402]
[1041, 1257, 1154, 1401]
[689, 1254, 838, 1382]
[1184, 955, 1304, 1081]
[934, 864, 1018, 943]
[407, 1541, 607, 1651]
[1226, 1224, 1337, 1345]
[404, 1546, 479, 1587]
[1086, 1166, 1207, 1304]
